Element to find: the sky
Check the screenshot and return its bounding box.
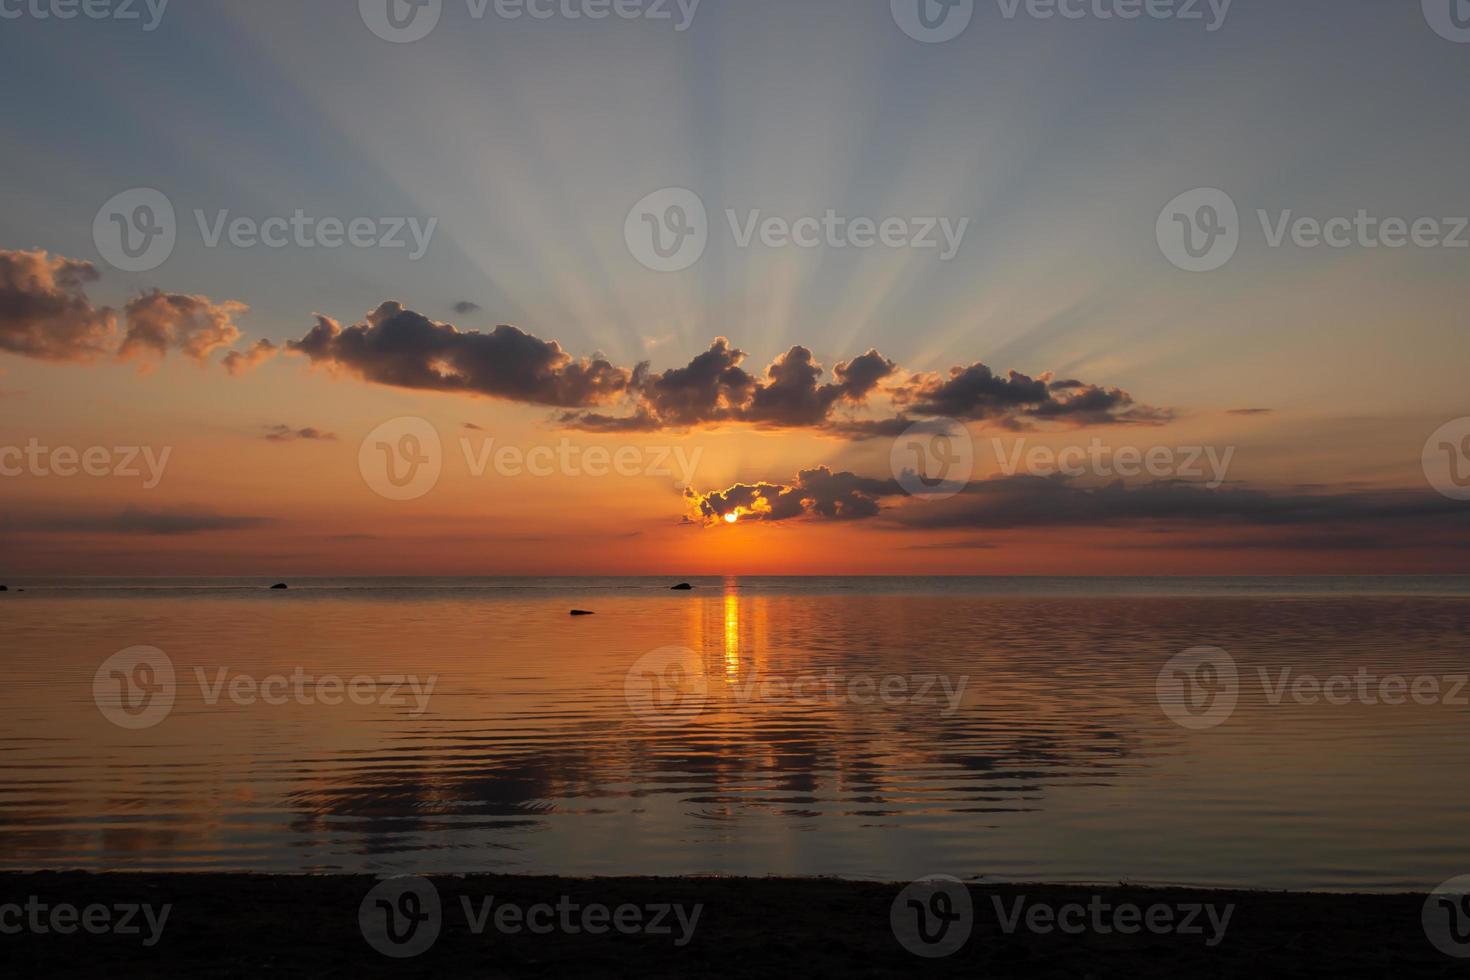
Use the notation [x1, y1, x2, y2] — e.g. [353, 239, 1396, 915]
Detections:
[1, 0, 1469, 575]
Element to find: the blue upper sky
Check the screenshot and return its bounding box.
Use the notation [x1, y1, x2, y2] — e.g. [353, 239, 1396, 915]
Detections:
[3, 0, 1469, 419]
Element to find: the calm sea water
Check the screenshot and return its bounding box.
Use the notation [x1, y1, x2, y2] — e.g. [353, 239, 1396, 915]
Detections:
[2, 576, 1469, 891]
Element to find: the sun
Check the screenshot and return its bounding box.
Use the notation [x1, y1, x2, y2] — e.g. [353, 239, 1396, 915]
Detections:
[723, 512, 739, 524]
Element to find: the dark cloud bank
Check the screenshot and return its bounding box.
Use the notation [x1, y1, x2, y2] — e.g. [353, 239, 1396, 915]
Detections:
[288, 302, 1169, 436]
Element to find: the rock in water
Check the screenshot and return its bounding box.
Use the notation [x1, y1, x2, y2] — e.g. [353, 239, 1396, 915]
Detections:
[570, 610, 596, 616]
[0, 585, 7, 592]
[270, 583, 289, 590]
[671, 583, 694, 591]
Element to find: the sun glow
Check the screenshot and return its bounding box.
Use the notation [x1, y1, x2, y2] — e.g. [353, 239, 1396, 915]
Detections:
[723, 512, 739, 524]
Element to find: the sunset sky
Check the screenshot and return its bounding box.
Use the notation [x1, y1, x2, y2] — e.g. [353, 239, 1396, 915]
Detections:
[2, 0, 1468, 575]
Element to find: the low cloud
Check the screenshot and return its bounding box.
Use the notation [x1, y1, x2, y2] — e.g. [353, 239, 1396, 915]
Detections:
[891, 365, 1173, 429]
[564, 340, 1162, 436]
[686, 466, 902, 524]
[120, 290, 246, 364]
[222, 338, 280, 375]
[0, 249, 116, 361]
[24, 506, 274, 536]
[1, 248, 262, 370]
[263, 424, 336, 442]
[289, 302, 633, 407]
[685, 467, 1470, 551]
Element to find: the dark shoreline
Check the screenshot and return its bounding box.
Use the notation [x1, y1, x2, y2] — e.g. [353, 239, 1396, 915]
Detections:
[1, 873, 1459, 977]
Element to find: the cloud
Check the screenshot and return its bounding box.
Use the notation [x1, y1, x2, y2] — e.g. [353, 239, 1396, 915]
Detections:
[1, 248, 262, 369]
[684, 467, 1470, 553]
[685, 466, 902, 524]
[563, 339, 1160, 435]
[263, 424, 336, 442]
[0, 249, 116, 361]
[563, 340, 904, 432]
[222, 338, 280, 375]
[895, 476, 1470, 535]
[119, 290, 248, 364]
[289, 302, 633, 407]
[891, 365, 1172, 429]
[452, 301, 482, 315]
[1228, 408, 1275, 416]
[24, 506, 274, 536]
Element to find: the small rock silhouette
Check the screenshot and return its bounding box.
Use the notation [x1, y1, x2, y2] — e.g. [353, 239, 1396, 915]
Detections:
[570, 610, 596, 616]
[671, 583, 694, 591]
[0, 585, 8, 592]
[270, 583, 289, 590]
